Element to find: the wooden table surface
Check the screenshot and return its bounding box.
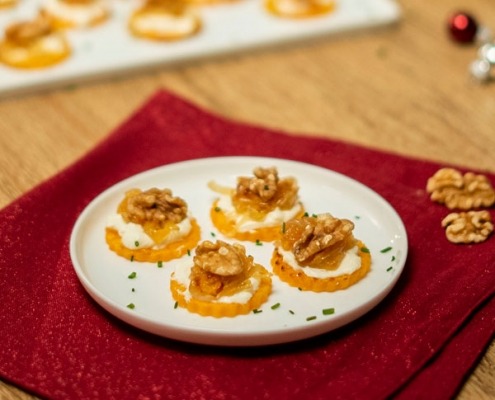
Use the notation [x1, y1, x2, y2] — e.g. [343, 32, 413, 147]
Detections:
[1, 0, 494, 398]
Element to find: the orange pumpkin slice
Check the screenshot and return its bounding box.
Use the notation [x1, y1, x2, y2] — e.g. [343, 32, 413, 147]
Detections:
[129, 0, 201, 41]
[105, 188, 201, 263]
[170, 240, 272, 317]
[208, 167, 305, 242]
[0, 16, 71, 69]
[40, 0, 110, 29]
[105, 218, 201, 263]
[271, 240, 371, 292]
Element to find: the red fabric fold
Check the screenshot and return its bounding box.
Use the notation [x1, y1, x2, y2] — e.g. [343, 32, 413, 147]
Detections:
[0, 90, 493, 400]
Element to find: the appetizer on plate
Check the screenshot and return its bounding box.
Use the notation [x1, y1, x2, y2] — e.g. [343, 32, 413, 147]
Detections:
[0, 0, 17, 9]
[271, 213, 371, 292]
[209, 166, 305, 242]
[170, 240, 272, 317]
[265, 0, 335, 18]
[128, 0, 201, 41]
[106, 188, 201, 262]
[0, 15, 71, 69]
[40, 0, 110, 29]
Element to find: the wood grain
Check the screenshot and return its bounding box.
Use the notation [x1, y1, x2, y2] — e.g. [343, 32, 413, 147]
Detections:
[0, 0, 494, 398]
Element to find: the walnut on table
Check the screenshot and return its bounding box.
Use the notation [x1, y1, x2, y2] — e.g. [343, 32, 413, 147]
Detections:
[122, 188, 187, 225]
[426, 167, 495, 210]
[441, 210, 494, 244]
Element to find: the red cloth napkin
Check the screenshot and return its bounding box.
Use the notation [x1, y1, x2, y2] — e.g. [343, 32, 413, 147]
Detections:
[0, 90, 494, 400]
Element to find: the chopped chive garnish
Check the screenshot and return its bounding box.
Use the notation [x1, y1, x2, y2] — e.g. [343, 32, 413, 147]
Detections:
[255, 239, 263, 246]
[157, 261, 163, 268]
[312, 213, 318, 218]
[131, 288, 135, 292]
[289, 310, 295, 315]
[380, 246, 392, 253]
[134, 241, 139, 247]
[187, 249, 191, 256]
[271, 303, 281, 310]
[298, 287, 303, 291]
[306, 316, 317, 321]
[130, 255, 134, 262]
[253, 309, 263, 314]
[128, 271, 137, 279]
[391, 256, 396, 262]
[361, 247, 370, 253]
[210, 232, 216, 237]
[214, 206, 221, 212]
[304, 212, 309, 217]
[264, 185, 269, 190]
[387, 266, 393, 272]
[282, 222, 286, 234]
[355, 215, 361, 219]
[127, 303, 135, 310]
[174, 301, 178, 309]
[322, 308, 335, 315]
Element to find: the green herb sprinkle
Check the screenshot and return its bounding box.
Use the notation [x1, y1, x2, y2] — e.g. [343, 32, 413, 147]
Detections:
[128, 272, 137, 279]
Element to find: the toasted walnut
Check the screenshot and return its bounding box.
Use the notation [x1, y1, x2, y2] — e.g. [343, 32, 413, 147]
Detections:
[5, 17, 52, 45]
[194, 240, 247, 276]
[292, 214, 354, 263]
[122, 188, 187, 225]
[237, 167, 279, 202]
[441, 210, 493, 244]
[426, 167, 495, 210]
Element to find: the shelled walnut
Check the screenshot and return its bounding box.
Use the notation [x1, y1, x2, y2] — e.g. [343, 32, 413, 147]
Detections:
[122, 188, 187, 225]
[426, 167, 495, 210]
[292, 214, 354, 264]
[194, 240, 246, 276]
[441, 210, 493, 244]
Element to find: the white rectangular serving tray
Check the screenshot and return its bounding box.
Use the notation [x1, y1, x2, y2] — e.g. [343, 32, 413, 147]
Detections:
[0, 0, 400, 98]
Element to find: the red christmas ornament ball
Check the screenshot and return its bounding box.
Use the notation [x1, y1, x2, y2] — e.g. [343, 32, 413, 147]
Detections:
[448, 11, 478, 43]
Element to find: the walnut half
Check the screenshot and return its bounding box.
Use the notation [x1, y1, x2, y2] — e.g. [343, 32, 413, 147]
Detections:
[292, 214, 355, 264]
[122, 188, 187, 225]
[426, 167, 495, 210]
[441, 210, 493, 244]
[194, 240, 247, 276]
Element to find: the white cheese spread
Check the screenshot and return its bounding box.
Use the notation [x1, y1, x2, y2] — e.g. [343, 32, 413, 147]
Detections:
[277, 245, 362, 278]
[217, 194, 302, 233]
[172, 263, 260, 304]
[106, 214, 191, 250]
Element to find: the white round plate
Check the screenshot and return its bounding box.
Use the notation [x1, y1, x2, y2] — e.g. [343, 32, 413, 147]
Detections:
[70, 156, 407, 346]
